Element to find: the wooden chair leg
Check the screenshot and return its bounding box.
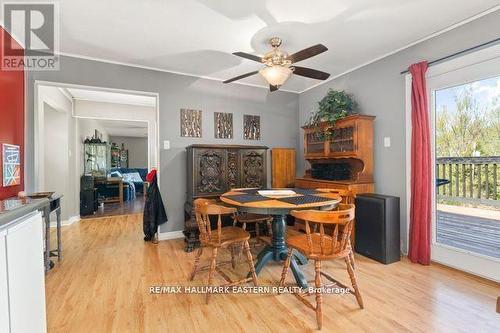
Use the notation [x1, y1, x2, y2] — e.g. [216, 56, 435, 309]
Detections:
[279, 248, 293, 290]
[348, 240, 356, 270]
[189, 247, 203, 281]
[240, 223, 247, 261]
[349, 250, 356, 271]
[315, 260, 323, 330]
[230, 245, 236, 269]
[244, 241, 258, 286]
[345, 257, 363, 309]
[205, 247, 218, 304]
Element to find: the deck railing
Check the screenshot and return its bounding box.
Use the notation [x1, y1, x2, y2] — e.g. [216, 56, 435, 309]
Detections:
[436, 156, 500, 207]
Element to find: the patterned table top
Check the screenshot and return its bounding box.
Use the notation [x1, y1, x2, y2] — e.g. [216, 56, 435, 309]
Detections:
[220, 188, 341, 211]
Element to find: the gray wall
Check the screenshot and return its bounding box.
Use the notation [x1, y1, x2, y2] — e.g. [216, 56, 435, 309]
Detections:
[38, 85, 77, 221]
[78, 118, 110, 143]
[25, 10, 499, 239]
[43, 104, 70, 220]
[298, 10, 500, 252]
[109, 136, 148, 168]
[26, 58, 299, 232]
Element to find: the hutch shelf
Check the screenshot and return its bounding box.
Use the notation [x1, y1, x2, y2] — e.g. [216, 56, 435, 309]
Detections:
[297, 114, 375, 194]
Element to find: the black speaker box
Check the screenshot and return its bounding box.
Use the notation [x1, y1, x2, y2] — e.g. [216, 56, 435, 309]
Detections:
[81, 175, 94, 191]
[354, 193, 400, 264]
[80, 189, 97, 216]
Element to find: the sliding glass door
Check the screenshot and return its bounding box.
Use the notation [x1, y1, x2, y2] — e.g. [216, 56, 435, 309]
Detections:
[427, 46, 500, 281]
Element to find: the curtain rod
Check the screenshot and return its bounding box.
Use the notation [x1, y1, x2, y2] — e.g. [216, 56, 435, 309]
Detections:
[400, 37, 500, 75]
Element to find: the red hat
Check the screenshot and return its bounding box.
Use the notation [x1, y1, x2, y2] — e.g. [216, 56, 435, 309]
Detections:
[146, 169, 157, 183]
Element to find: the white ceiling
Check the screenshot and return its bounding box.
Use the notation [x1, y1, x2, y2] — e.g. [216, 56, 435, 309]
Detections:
[51, 1, 500, 92]
[66, 88, 156, 107]
[95, 119, 148, 138]
[63, 87, 152, 137]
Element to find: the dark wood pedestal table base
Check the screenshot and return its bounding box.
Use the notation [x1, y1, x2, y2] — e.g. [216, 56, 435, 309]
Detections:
[220, 189, 340, 288]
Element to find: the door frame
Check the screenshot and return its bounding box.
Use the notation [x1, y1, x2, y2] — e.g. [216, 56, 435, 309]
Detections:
[405, 43, 500, 282]
[33, 80, 161, 221]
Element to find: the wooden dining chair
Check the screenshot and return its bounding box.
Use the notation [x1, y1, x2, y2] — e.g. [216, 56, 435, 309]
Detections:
[316, 188, 357, 268]
[230, 188, 273, 247]
[293, 188, 353, 233]
[279, 204, 363, 330]
[316, 188, 355, 204]
[189, 199, 258, 304]
[233, 212, 273, 247]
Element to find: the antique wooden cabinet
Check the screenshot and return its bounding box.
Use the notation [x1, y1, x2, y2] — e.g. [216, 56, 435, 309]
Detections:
[271, 148, 296, 188]
[297, 114, 375, 195]
[184, 144, 268, 251]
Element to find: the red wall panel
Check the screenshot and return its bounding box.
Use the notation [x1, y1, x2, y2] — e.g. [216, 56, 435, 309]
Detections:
[0, 26, 25, 199]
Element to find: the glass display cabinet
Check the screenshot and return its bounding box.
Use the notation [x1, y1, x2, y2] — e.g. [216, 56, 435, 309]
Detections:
[84, 143, 111, 177]
[305, 130, 327, 156]
[329, 126, 355, 154]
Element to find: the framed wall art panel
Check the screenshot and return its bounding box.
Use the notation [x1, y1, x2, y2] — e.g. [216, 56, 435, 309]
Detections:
[214, 112, 233, 139]
[243, 115, 260, 140]
[180, 109, 202, 138]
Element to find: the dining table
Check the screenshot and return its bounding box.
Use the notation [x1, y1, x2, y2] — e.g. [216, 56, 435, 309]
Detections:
[220, 188, 341, 289]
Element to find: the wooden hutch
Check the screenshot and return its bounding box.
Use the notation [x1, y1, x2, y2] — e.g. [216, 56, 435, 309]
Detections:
[296, 114, 375, 194]
[184, 144, 269, 251]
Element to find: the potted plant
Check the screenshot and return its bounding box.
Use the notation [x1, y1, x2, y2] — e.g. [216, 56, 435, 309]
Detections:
[305, 89, 357, 137]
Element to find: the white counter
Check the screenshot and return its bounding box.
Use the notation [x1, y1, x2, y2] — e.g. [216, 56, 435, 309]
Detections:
[0, 210, 47, 333]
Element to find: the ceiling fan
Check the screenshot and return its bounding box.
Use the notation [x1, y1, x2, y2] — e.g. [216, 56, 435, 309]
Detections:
[223, 37, 330, 92]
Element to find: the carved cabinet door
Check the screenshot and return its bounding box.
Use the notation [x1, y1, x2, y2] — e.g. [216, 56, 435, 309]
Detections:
[194, 148, 227, 196]
[239, 149, 267, 188]
[226, 149, 240, 190]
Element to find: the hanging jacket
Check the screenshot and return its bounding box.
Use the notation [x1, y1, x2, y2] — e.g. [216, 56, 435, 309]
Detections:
[143, 170, 168, 241]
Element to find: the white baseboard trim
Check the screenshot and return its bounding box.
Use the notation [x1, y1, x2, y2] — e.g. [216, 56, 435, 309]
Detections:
[158, 230, 184, 241]
[50, 215, 80, 228]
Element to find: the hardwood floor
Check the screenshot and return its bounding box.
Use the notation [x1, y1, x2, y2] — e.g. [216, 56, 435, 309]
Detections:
[80, 196, 145, 219]
[46, 214, 500, 332]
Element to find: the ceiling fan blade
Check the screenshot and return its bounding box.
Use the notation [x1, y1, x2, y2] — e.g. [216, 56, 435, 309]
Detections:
[232, 52, 262, 63]
[270, 85, 279, 92]
[223, 70, 259, 84]
[288, 44, 328, 63]
[293, 66, 330, 80]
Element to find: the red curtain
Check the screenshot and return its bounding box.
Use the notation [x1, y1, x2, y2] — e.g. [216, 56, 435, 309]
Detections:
[409, 61, 431, 265]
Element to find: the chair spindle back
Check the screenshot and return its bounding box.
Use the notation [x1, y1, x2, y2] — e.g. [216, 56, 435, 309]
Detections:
[316, 188, 355, 204]
[198, 203, 237, 245]
[194, 198, 217, 243]
[291, 204, 355, 257]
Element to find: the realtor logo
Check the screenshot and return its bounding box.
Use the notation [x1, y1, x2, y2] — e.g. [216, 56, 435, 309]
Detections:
[1, 2, 60, 70]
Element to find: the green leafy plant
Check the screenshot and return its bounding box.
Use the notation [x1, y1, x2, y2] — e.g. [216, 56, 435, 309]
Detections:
[304, 89, 357, 140]
[305, 89, 357, 129]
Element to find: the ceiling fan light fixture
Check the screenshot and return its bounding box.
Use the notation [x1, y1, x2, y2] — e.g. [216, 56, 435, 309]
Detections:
[226, 38, 329, 91]
[259, 65, 292, 86]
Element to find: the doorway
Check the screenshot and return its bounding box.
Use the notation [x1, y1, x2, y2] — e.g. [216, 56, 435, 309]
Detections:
[79, 118, 150, 218]
[34, 82, 160, 222]
[426, 45, 500, 281]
